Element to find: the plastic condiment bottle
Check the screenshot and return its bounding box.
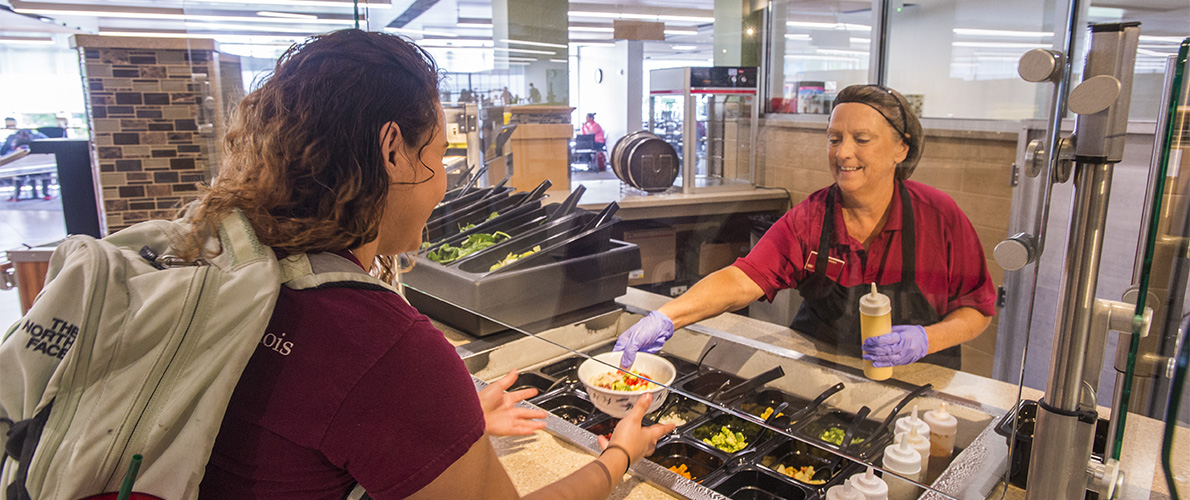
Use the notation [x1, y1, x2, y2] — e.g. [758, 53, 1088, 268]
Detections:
[922, 402, 958, 458]
[882, 435, 922, 500]
[859, 282, 894, 381]
[826, 478, 866, 500]
[894, 405, 930, 438]
[850, 466, 889, 500]
[894, 427, 930, 481]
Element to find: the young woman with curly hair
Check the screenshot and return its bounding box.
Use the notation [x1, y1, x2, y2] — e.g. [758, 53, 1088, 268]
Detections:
[194, 29, 672, 500]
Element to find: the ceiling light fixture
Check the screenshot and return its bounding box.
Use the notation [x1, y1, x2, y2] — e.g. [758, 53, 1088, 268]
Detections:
[569, 41, 616, 47]
[501, 38, 568, 49]
[664, 29, 698, 36]
[183, 22, 323, 34]
[184, 0, 391, 8]
[549, 58, 567, 63]
[952, 28, 1052, 38]
[416, 39, 494, 48]
[257, 11, 318, 20]
[568, 27, 614, 33]
[786, 21, 870, 31]
[1139, 35, 1185, 43]
[952, 41, 1048, 48]
[15, 8, 353, 25]
[0, 36, 54, 45]
[568, 11, 714, 23]
[383, 27, 459, 37]
[493, 47, 555, 55]
[457, 23, 494, 29]
[671, 45, 697, 50]
[784, 34, 810, 40]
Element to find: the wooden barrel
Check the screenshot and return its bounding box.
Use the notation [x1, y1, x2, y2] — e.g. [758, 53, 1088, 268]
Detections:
[610, 132, 679, 193]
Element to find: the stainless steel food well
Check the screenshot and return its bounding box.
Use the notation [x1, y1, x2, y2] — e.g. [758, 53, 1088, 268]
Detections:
[460, 306, 1009, 500]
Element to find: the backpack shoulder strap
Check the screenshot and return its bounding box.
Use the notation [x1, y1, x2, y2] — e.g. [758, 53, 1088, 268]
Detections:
[279, 252, 403, 297]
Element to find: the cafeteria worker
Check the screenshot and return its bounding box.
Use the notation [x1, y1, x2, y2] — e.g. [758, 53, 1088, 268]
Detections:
[615, 85, 996, 371]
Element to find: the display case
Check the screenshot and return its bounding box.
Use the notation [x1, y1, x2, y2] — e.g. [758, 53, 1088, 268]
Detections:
[648, 67, 758, 195]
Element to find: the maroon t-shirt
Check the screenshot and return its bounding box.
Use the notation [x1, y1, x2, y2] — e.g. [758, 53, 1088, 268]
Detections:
[734, 180, 996, 318]
[200, 253, 485, 499]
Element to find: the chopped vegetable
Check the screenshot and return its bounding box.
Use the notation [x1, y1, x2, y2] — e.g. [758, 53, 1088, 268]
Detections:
[591, 369, 655, 392]
[459, 211, 500, 232]
[701, 426, 748, 453]
[427, 231, 510, 264]
[658, 413, 687, 426]
[819, 426, 865, 446]
[489, 245, 541, 271]
[669, 464, 694, 480]
[759, 406, 784, 421]
[775, 464, 825, 485]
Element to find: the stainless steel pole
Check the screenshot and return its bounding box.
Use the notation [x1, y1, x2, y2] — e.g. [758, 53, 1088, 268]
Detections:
[1025, 22, 1140, 500]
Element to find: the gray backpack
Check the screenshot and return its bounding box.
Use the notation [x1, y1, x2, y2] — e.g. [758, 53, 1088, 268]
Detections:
[0, 210, 397, 500]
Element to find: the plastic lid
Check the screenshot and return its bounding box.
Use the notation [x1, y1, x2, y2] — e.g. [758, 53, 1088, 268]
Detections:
[850, 466, 889, 499]
[882, 435, 922, 474]
[895, 405, 930, 437]
[924, 402, 958, 429]
[826, 478, 866, 500]
[859, 283, 891, 316]
[897, 426, 931, 447]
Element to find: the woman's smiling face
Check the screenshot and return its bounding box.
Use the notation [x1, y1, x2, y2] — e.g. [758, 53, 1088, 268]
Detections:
[827, 102, 909, 199]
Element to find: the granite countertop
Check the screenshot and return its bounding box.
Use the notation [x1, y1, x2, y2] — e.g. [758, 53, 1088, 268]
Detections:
[493, 432, 682, 500]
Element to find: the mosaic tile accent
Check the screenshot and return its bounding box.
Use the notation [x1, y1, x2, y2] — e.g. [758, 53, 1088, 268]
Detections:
[78, 44, 241, 233]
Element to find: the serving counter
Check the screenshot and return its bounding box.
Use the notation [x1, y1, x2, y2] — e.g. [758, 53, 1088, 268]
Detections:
[427, 288, 1186, 500]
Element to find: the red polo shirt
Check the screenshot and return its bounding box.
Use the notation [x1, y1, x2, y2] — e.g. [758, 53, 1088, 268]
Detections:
[734, 181, 996, 319]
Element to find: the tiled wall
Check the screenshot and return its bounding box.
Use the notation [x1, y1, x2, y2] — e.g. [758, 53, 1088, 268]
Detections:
[75, 36, 241, 234]
[756, 120, 1017, 377]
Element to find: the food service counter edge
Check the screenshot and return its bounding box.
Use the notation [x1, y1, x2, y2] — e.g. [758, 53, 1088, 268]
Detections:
[434, 288, 1186, 500]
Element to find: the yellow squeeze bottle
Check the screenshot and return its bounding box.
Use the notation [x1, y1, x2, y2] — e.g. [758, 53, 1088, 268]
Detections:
[859, 282, 894, 381]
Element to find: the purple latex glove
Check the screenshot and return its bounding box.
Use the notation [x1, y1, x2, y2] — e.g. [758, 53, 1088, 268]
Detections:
[862, 324, 930, 367]
[613, 310, 675, 368]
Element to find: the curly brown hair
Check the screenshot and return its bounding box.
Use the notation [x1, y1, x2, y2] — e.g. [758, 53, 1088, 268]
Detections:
[184, 29, 440, 258]
[833, 84, 923, 180]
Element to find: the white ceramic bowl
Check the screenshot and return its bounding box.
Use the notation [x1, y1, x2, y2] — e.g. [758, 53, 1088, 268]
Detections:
[578, 352, 676, 418]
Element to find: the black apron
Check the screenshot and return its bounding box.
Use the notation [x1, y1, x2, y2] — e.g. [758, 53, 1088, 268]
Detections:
[790, 182, 960, 369]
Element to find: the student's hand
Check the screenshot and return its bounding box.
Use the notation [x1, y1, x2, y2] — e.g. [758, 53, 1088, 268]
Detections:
[598, 393, 676, 463]
[862, 325, 930, 367]
[613, 311, 674, 369]
[479, 370, 548, 436]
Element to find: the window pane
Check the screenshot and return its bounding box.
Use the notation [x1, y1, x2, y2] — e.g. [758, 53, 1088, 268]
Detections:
[886, 0, 1057, 120]
[766, 0, 872, 115]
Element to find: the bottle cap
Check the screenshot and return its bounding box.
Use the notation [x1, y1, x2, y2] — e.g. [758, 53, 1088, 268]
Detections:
[826, 478, 866, 500]
[895, 405, 930, 437]
[924, 402, 958, 428]
[850, 466, 889, 499]
[859, 282, 891, 316]
[896, 426, 931, 447]
[882, 435, 922, 475]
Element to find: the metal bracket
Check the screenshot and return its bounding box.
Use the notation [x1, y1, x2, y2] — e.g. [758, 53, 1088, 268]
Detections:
[1025, 135, 1077, 181]
[0, 262, 15, 291]
[1009, 162, 1020, 187]
[1088, 459, 1125, 499]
